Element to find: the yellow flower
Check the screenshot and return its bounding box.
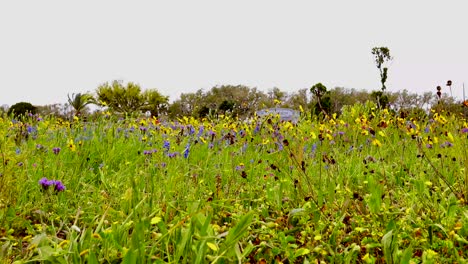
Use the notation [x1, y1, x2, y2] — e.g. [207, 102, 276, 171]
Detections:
[68, 139, 76, 152]
[372, 139, 382, 147]
[310, 132, 317, 139]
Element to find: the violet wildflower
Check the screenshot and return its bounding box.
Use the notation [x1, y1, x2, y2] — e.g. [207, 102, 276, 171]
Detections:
[461, 128, 468, 133]
[39, 177, 52, 189]
[441, 141, 453, 148]
[53, 147, 61, 155]
[311, 143, 317, 153]
[197, 126, 204, 137]
[167, 152, 178, 158]
[163, 140, 170, 151]
[183, 144, 190, 158]
[54, 181, 66, 192]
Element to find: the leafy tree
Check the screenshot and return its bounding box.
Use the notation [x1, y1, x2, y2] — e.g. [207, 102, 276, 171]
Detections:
[371, 47, 392, 109]
[96, 80, 168, 116]
[310, 83, 331, 116]
[67, 93, 95, 116]
[8, 102, 37, 118]
[371, 47, 392, 92]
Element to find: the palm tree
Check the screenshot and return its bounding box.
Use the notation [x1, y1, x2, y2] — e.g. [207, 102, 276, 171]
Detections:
[67, 93, 95, 116]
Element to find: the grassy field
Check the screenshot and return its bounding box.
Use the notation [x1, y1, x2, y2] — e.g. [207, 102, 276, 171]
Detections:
[1, 103, 467, 263]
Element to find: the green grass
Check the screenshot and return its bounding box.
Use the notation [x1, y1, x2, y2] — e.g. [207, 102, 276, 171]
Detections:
[1, 105, 467, 263]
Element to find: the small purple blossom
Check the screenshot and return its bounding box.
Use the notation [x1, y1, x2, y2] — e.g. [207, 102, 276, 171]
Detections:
[54, 181, 66, 192]
[39, 177, 52, 188]
[311, 143, 317, 153]
[163, 140, 170, 151]
[167, 152, 179, 158]
[441, 141, 453, 148]
[461, 127, 468, 133]
[53, 147, 61, 155]
[235, 165, 245, 171]
[183, 144, 190, 158]
[39, 177, 65, 192]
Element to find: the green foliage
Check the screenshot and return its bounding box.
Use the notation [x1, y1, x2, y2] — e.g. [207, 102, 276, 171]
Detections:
[310, 83, 331, 116]
[7, 102, 37, 118]
[371, 47, 392, 92]
[96, 80, 168, 116]
[371, 90, 389, 109]
[68, 93, 95, 116]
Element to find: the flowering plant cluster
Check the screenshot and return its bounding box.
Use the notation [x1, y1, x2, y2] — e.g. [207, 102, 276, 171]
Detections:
[38, 177, 66, 192]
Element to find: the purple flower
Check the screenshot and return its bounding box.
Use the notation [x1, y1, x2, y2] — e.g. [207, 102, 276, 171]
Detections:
[338, 131, 345, 136]
[53, 147, 61, 155]
[311, 143, 317, 153]
[197, 126, 204, 137]
[441, 141, 453, 148]
[39, 177, 65, 192]
[54, 181, 66, 192]
[183, 144, 190, 158]
[461, 128, 468, 133]
[163, 140, 170, 151]
[167, 152, 178, 158]
[39, 177, 52, 189]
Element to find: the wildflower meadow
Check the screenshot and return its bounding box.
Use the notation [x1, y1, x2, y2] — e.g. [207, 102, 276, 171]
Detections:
[0, 102, 467, 263]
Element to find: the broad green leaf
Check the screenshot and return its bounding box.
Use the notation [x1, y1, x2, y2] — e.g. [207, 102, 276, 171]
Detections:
[294, 248, 310, 258]
[207, 242, 218, 251]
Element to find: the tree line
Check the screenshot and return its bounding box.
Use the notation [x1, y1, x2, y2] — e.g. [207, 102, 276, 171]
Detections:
[3, 82, 464, 120]
[3, 47, 467, 119]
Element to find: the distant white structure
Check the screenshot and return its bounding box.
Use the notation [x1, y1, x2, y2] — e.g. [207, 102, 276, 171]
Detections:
[256, 108, 300, 123]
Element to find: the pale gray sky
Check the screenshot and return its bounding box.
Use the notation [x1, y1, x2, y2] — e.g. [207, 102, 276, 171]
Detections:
[1, 1, 467, 106]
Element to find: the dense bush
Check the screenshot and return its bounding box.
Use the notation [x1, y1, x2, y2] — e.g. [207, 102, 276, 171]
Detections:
[7, 102, 37, 118]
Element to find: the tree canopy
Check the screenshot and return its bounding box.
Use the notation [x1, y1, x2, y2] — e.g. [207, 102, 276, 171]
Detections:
[96, 80, 168, 116]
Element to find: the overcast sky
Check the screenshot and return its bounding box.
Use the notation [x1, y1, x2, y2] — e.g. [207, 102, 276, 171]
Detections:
[1, 1, 467, 106]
